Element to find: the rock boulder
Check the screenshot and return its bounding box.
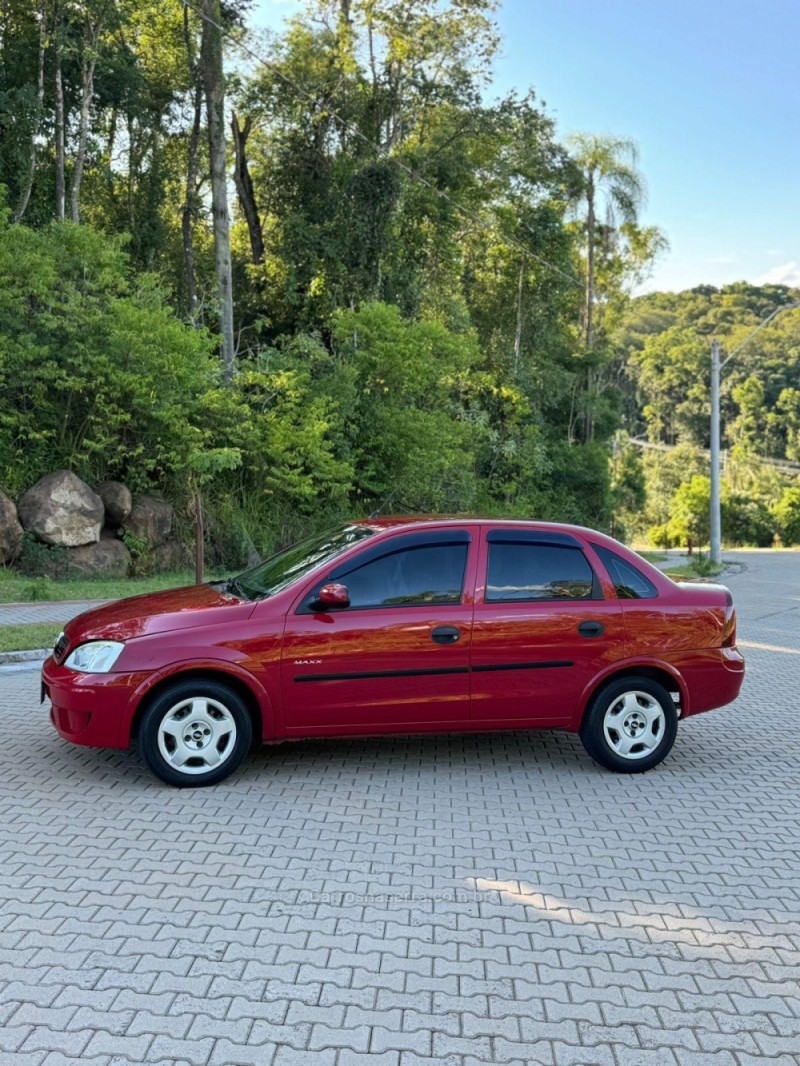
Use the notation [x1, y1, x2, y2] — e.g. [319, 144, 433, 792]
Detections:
[0, 490, 23, 563]
[17, 470, 103, 547]
[67, 535, 131, 577]
[126, 494, 173, 547]
[152, 539, 190, 573]
[98, 481, 132, 528]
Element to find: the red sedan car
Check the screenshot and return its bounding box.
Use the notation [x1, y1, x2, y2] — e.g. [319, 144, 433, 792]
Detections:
[42, 518, 744, 786]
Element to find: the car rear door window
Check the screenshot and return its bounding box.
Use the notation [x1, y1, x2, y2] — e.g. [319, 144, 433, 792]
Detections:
[486, 543, 596, 602]
[592, 545, 658, 599]
[344, 544, 469, 608]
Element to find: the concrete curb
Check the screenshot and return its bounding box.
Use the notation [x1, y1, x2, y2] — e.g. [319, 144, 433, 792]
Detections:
[0, 648, 49, 665]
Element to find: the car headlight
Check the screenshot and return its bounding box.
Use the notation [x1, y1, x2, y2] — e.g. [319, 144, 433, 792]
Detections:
[64, 641, 125, 673]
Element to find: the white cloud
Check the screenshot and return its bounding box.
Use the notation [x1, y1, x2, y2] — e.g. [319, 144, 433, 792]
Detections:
[754, 261, 800, 286]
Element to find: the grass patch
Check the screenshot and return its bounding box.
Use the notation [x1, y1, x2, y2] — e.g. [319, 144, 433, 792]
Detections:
[0, 569, 219, 604]
[0, 622, 64, 653]
[666, 560, 724, 580]
[636, 550, 668, 563]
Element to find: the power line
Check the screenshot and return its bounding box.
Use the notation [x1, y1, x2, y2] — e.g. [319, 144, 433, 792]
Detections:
[179, 0, 585, 290]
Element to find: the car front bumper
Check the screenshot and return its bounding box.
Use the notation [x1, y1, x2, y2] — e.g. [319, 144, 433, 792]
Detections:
[42, 656, 149, 749]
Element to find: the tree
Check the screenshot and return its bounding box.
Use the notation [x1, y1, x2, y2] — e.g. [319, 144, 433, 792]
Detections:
[772, 487, 800, 546]
[567, 133, 648, 442]
[2, 0, 682, 564]
[53, 3, 66, 220]
[567, 133, 645, 350]
[200, 0, 235, 380]
[231, 112, 264, 265]
[181, 1, 204, 313]
[13, 1, 47, 223]
[71, 0, 110, 223]
[667, 475, 711, 548]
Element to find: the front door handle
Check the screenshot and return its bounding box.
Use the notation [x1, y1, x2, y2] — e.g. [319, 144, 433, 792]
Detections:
[431, 625, 461, 645]
[578, 620, 605, 638]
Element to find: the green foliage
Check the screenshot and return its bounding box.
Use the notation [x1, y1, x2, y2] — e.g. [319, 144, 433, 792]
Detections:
[0, 213, 218, 495]
[691, 553, 720, 578]
[620, 284, 800, 549]
[119, 527, 150, 576]
[721, 493, 774, 548]
[0, 212, 358, 564]
[0, 569, 209, 604]
[120, 528, 149, 559]
[771, 487, 800, 546]
[329, 303, 482, 511]
[24, 576, 56, 602]
[666, 475, 710, 548]
[17, 534, 70, 580]
[609, 436, 645, 539]
[0, 622, 64, 653]
[0, 0, 727, 561]
[620, 284, 800, 456]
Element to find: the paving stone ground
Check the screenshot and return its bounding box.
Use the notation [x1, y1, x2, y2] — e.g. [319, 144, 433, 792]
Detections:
[0, 550, 798, 1065]
[0, 601, 107, 627]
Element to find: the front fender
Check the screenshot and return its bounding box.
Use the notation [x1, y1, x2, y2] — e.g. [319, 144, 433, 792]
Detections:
[128, 656, 276, 742]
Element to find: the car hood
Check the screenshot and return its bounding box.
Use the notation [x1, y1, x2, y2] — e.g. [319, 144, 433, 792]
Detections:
[63, 584, 256, 645]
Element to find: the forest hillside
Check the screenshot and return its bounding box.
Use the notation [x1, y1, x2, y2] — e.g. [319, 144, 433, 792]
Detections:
[1, 0, 797, 571]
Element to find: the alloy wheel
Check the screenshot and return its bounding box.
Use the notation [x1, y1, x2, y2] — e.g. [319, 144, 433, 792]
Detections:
[602, 689, 665, 760]
[156, 696, 238, 775]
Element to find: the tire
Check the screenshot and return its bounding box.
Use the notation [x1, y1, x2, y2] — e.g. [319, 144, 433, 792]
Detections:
[580, 675, 678, 774]
[138, 679, 253, 787]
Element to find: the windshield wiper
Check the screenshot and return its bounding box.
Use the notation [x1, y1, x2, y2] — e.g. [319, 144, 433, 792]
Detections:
[219, 577, 250, 600]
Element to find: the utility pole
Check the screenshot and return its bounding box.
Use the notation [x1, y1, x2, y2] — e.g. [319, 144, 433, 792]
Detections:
[709, 339, 722, 564]
[708, 302, 800, 565]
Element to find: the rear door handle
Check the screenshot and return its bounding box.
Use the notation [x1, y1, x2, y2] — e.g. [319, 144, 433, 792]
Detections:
[578, 620, 605, 638]
[431, 625, 461, 645]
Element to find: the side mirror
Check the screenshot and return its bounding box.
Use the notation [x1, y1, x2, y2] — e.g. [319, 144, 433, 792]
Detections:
[316, 582, 350, 609]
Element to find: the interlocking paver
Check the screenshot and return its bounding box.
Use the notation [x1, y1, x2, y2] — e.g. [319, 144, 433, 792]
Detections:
[0, 600, 107, 627]
[1, 550, 800, 1063]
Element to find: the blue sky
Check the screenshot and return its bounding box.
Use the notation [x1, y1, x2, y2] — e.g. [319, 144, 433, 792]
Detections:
[250, 0, 800, 294]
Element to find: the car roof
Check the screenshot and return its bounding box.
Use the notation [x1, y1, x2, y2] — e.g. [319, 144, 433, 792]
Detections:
[353, 515, 598, 537]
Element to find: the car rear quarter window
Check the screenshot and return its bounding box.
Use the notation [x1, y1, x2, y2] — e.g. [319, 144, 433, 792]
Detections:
[592, 544, 658, 599]
[343, 543, 469, 608]
[486, 543, 596, 602]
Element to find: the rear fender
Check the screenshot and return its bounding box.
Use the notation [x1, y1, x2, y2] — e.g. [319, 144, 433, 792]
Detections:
[568, 657, 689, 732]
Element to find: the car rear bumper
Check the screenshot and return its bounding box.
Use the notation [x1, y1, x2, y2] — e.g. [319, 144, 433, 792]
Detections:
[42, 656, 148, 749]
[678, 646, 745, 717]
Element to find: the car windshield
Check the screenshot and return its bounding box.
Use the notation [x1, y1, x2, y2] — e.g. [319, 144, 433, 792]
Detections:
[225, 524, 376, 601]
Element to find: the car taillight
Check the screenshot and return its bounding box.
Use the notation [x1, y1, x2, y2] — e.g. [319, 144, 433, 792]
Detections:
[723, 591, 736, 647]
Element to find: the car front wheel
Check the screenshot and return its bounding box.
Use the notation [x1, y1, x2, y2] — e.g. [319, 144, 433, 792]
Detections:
[580, 676, 678, 773]
[138, 679, 253, 787]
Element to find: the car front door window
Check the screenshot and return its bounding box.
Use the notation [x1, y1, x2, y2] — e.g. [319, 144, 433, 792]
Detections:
[343, 544, 468, 608]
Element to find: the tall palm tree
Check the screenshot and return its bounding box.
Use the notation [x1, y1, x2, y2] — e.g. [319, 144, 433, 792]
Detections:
[567, 133, 645, 350]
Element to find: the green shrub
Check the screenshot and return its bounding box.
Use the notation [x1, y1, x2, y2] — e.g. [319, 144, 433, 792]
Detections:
[666, 476, 710, 547]
[120, 528, 152, 577]
[17, 534, 70, 579]
[692, 552, 719, 577]
[722, 494, 774, 547]
[648, 523, 674, 550]
[771, 487, 800, 546]
[25, 576, 55, 601]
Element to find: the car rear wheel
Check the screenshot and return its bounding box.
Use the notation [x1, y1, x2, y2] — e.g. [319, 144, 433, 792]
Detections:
[580, 676, 677, 773]
[138, 679, 253, 787]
